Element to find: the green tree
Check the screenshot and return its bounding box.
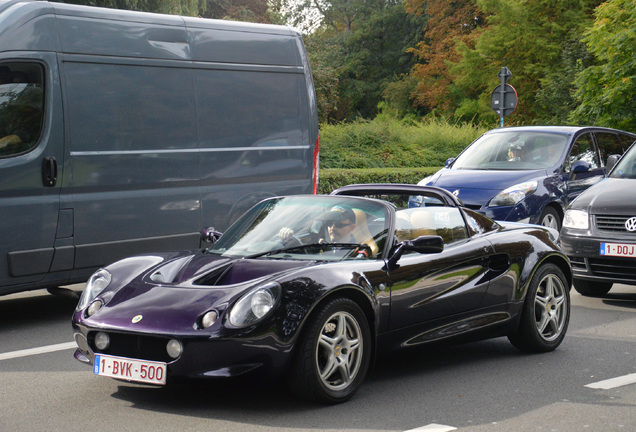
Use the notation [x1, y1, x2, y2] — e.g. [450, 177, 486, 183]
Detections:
[58, 0, 203, 15]
[405, 0, 484, 114]
[200, 0, 277, 22]
[570, 0, 636, 131]
[441, 0, 598, 125]
[290, 1, 425, 122]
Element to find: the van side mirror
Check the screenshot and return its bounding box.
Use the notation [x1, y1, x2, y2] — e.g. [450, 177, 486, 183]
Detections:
[445, 157, 456, 168]
[201, 227, 222, 244]
[386, 235, 444, 270]
[606, 154, 621, 174]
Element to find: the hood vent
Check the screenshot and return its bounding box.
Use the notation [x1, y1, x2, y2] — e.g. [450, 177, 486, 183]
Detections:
[149, 256, 193, 284]
[193, 263, 235, 286]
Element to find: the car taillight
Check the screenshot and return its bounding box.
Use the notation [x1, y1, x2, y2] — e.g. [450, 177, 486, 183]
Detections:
[313, 135, 320, 194]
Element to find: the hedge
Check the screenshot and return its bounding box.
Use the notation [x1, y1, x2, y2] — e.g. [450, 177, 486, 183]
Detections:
[317, 167, 442, 194]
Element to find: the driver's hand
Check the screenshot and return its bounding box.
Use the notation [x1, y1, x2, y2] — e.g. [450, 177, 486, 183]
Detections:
[279, 227, 294, 241]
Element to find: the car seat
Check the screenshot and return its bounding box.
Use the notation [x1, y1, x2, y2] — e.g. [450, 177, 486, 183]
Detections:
[352, 209, 379, 257]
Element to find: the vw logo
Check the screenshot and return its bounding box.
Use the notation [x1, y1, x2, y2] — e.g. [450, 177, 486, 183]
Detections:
[626, 217, 636, 232]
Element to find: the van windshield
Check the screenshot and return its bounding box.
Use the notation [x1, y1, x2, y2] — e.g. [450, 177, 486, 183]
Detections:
[452, 131, 568, 171]
[0, 63, 44, 157]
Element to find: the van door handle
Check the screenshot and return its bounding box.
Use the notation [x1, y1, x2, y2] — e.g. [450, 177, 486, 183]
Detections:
[42, 156, 57, 187]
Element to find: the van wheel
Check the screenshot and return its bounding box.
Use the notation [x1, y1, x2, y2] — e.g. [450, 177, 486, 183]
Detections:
[539, 206, 561, 230]
[573, 279, 612, 297]
[288, 298, 371, 404]
[509, 263, 570, 352]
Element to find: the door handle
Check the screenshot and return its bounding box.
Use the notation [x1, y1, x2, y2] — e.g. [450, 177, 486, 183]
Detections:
[42, 156, 57, 187]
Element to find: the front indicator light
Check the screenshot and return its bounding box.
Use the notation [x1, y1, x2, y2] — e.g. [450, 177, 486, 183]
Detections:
[94, 332, 110, 350]
[166, 339, 183, 359]
[201, 310, 218, 329]
[86, 300, 103, 317]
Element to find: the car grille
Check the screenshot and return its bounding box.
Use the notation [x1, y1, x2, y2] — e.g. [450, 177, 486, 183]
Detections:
[89, 331, 173, 362]
[587, 257, 636, 281]
[595, 215, 636, 233]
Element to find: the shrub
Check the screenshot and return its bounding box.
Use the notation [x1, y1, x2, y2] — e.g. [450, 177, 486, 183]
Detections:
[318, 167, 442, 194]
[319, 117, 487, 169]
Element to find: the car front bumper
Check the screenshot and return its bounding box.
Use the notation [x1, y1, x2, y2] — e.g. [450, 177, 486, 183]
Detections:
[560, 231, 636, 286]
[72, 321, 292, 382]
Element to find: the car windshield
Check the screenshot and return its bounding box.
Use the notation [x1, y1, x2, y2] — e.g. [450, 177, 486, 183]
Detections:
[452, 131, 568, 170]
[609, 145, 636, 179]
[207, 196, 390, 260]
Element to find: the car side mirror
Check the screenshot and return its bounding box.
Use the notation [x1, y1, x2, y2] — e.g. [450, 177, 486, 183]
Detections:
[201, 227, 222, 244]
[571, 160, 591, 174]
[386, 235, 444, 270]
[445, 157, 456, 168]
[606, 154, 621, 174]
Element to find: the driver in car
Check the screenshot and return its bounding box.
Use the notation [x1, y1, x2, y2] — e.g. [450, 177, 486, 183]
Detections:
[279, 205, 357, 244]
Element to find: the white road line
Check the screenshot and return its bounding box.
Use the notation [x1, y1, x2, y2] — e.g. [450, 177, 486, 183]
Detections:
[405, 424, 457, 432]
[0, 342, 76, 361]
[585, 373, 636, 390]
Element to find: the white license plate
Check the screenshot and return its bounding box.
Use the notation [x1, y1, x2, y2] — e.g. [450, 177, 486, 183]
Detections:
[600, 242, 636, 258]
[94, 354, 167, 385]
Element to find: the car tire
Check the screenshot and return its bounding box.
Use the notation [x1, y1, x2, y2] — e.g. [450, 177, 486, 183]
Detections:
[288, 297, 371, 404]
[539, 206, 561, 230]
[508, 263, 570, 352]
[573, 279, 613, 297]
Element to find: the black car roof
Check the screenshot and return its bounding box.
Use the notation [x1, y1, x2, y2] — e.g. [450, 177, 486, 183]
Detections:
[330, 183, 463, 207]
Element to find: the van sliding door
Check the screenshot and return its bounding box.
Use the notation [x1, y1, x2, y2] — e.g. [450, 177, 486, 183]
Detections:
[61, 57, 201, 277]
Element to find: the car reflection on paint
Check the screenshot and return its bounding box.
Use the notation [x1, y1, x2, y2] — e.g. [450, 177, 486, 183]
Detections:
[72, 184, 572, 404]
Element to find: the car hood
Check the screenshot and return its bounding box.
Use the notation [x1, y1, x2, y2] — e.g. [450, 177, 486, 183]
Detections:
[84, 252, 316, 333]
[571, 178, 636, 214]
[424, 168, 547, 205]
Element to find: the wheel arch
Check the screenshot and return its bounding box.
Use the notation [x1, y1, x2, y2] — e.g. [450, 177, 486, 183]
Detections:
[290, 285, 378, 364]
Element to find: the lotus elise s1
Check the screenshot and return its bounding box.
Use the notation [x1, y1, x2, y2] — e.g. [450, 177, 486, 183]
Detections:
[72, 184, 571, 404]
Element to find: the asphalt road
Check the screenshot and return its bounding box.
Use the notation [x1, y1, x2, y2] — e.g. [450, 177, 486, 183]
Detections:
[1, 284, 635, 432]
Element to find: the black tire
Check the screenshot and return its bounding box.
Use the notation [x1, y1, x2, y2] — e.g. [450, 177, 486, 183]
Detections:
[508, 263, 570, 352]
[573, 278, 613, 297]
[288, 297, 371, 404]
[539, 206, 561, 231]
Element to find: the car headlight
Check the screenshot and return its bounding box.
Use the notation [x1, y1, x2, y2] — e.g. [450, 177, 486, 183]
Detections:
[77, 269, 112, 311]
[489, 181, 538, 207]
[563, 209, 589, 230]
[228, 282, 281, 327]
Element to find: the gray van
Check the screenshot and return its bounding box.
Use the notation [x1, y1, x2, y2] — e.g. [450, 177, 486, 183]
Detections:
[0, 0, 319, 296]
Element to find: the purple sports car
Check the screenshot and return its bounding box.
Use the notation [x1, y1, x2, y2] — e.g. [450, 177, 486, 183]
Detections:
[72, 184, 571, 404]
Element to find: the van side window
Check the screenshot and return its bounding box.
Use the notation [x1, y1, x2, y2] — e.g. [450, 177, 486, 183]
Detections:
[565, 133, 599, 172]
[0, 63, 44, 157]
[595, 132, 622, 164]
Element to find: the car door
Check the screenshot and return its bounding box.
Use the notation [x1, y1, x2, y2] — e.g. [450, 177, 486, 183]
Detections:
[387, 207, 496, 331]
[564, 132, 605, 203]
[0, 57, 65, 292]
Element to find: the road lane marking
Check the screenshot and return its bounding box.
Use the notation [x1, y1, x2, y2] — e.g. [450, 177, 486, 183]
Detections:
[0, 342, 76, 361]
[585, 373, 636, 390]
[405, 425, 457, 432]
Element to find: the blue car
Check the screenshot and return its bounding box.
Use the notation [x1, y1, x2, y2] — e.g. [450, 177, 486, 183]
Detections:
[412, 126, 636, 230]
